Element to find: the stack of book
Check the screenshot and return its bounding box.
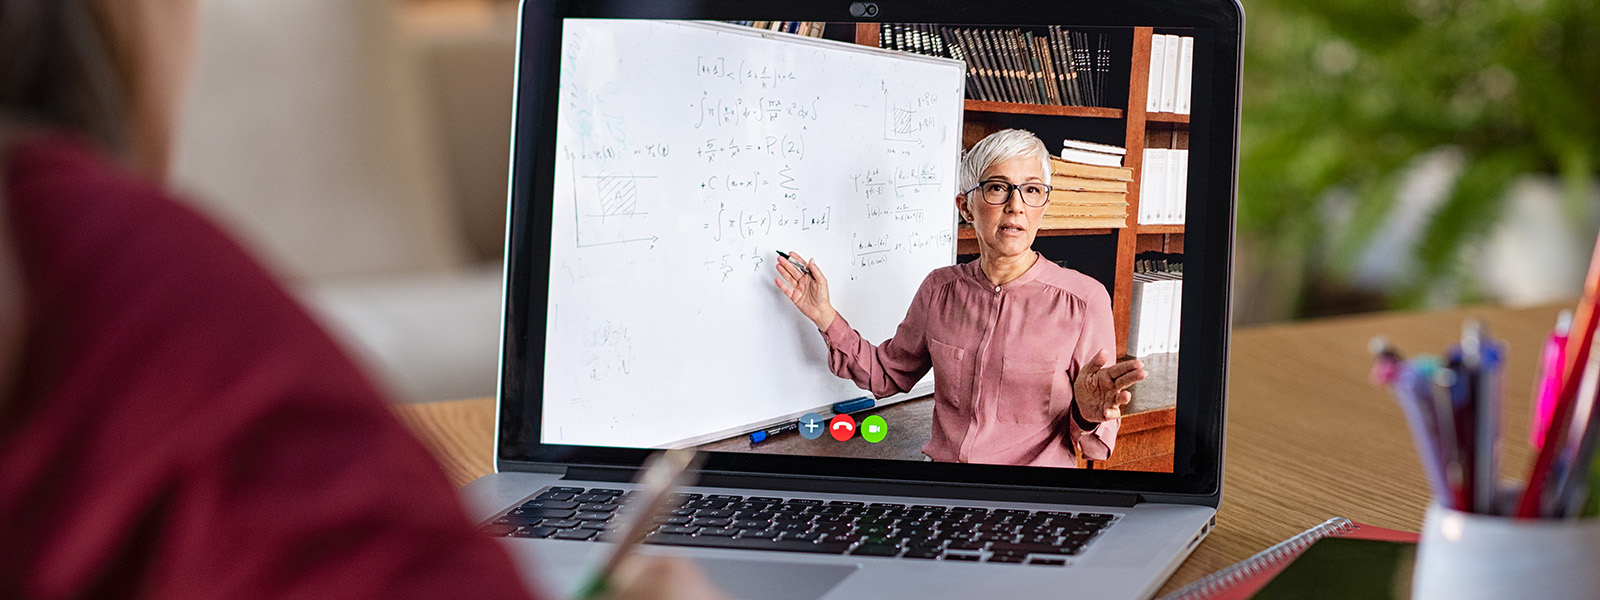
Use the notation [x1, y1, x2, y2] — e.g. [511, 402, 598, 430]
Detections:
[729, 21, 827, 37]
[1044, 145, 1132, 229]
[1127, 256, 1183, 357]
[880, 24, 1111, 107]
[1146, 34, 1195, 115]
[1138, 147, 1188, 225]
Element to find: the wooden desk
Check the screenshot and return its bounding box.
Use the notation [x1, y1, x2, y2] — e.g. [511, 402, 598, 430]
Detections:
[392, 302, 1564, 596]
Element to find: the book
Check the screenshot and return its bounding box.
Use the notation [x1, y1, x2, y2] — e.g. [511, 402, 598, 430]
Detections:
[1176, 35, 1195, 115]
[1049, 156, 1134, 182]
[1043, 202, 1128, 218]
[1037, 215, 1127, 229]
[1060, 147, 1124, 168]
[1147, 33, 1166, 112]
[1159, 34, 1180, 113]
[1155, 517, 1420, 600]
[1051, 175, 1129, 194]
[1140, 148, 1169, 225]
[1062, 138, 1127, 156]
[1048, 189, 1127, 204]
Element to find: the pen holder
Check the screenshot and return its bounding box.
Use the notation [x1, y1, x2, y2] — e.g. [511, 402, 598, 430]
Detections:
[1412, 504, 1600, 600]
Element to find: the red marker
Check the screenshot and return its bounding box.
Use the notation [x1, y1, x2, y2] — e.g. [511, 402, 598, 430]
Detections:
[829, 414, 856, 441]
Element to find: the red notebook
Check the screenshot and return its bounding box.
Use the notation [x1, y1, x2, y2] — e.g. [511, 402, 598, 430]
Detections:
[1157, 518, 1420, 600]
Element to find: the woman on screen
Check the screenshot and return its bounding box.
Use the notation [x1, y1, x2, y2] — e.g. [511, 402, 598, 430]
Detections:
[774, 129, 1146, 467]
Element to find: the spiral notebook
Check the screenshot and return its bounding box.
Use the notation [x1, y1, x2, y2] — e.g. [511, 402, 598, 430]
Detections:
[1156, 517, 1421, 600]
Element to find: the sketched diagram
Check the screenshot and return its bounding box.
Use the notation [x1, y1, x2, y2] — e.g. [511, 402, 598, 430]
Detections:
[882, 84, 941, 143]
[573, 170, 660, 248]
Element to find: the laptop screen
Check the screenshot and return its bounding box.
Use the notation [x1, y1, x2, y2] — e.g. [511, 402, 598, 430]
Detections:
[506, 9, 1236, 496]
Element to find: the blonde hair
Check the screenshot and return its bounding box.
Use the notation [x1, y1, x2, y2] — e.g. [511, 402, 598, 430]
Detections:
[958, 129, 1052, 196]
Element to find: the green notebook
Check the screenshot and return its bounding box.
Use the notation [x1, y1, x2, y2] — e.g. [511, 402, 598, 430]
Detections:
[1250, 538, 1417, 600]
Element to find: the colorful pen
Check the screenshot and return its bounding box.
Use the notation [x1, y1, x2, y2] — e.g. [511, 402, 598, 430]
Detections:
[1533, 311, 1573, 448]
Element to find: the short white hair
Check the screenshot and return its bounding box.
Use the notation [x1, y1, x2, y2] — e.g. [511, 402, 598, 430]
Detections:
[958, 129, 1052, 195]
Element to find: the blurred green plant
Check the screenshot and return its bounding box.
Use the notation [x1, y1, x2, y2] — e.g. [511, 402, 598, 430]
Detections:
[1238, 0, 1600, 316]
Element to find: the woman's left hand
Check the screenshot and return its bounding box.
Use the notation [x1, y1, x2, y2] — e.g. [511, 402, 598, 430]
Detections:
[1072, 349, 1147, 423]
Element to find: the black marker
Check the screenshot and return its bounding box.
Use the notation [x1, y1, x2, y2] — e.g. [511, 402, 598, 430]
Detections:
[775, 250, 813, 276]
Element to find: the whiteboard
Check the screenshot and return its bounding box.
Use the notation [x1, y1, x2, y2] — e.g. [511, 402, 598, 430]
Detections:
[543, 20, 964, 448]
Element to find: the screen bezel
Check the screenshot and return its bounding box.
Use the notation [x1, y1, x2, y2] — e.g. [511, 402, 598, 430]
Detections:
[497, 0, 1241, 503]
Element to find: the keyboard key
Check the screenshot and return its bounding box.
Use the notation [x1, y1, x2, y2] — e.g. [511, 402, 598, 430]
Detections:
[657, 525, 699, 535]
[574, 494, 615, 503]
[697, 509, 736, 519]
[748, 496, 783, 503]
[827, 501, 864, 507]
[708, 494, 744, 501]
[542, 519, 581, 529]
[552, 529, 597, 541]
[691, 518, 732, 528]
[513, 526, 557, 538]
[850, 544, 902, 557]
[698, 528, 739, 537]
[579, 522, 609, 531]
[868, 503, 905, 509]
[534, 491, 576, 502]
[648, 533, 851, 554]
[547, 486, 585, 493]
[903, 549, 942, 559]
[591, 488, 624, 495]
[513, 508, 576, 520]
[659, 515, 692, 525]
[576, 512, 613, 521]
[481, 524, 517, 536]
[943, 553, 981, 561]
[578, 503, 616, 512]
[987, 554, 1027, 563]
[1029, 557, 1068, 566]
[739, 529, 779, 539]
[989, 542, 1077, 556]
[735, 519, 770, 529]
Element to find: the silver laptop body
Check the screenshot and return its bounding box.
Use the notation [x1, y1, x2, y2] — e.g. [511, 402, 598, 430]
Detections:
[466, 2, 1243, 598]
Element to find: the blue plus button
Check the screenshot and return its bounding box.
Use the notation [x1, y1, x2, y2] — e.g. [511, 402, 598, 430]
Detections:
[797, 412, 827, 440]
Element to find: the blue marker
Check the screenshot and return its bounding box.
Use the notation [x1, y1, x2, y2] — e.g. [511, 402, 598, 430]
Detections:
[750, 421, 800, 443]
[833, 396, 875, 414]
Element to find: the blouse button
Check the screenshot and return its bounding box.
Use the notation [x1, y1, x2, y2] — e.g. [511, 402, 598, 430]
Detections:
[994, 286, 1001, 293]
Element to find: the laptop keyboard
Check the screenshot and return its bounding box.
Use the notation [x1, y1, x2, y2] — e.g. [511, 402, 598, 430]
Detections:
[479, 486, 1120, 565]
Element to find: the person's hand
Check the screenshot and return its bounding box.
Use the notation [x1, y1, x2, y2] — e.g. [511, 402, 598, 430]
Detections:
[773, 250, 836, 331]
[602, 555, 729, 600]
[1072, 349, 1146, 423]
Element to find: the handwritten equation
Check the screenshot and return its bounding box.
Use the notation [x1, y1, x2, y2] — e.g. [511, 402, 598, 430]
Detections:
[850, 230, 954, 271]
[693, 92, 821, 129]
[694, 135, 805, 163]
[696, 56, 800, 89]
[708, 202, 832, 243]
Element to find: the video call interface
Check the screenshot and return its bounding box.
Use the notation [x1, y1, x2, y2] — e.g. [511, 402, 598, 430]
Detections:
[540, 19, 1198, 474]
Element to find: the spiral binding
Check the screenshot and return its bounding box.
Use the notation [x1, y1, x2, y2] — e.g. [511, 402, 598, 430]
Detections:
[1156, 517, 1355, 600]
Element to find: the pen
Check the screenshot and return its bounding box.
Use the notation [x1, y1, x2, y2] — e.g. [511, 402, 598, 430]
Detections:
[1518, 233, 1600, 518]
[1533, 311, 1573, 448]
[574, 449, 705, 600]
[750, 421, 799, 443]
[775, 250, 813, 276]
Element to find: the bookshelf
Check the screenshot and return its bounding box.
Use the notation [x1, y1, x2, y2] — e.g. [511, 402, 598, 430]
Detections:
[856, 24, 1186, 357]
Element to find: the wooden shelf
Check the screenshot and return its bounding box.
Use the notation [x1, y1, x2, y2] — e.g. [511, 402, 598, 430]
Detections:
[1137, 224, 1185, 235]
[1146, 112, 1190, 124]
[963, 100, 1123, 119]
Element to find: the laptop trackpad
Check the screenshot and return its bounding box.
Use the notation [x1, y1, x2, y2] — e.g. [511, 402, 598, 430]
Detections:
[697, 557, 857, 600]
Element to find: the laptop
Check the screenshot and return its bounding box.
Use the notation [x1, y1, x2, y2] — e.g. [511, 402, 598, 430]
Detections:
[463, 1, 1241, 598]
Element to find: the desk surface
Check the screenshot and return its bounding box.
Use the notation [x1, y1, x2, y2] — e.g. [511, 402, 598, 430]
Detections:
[392, 302, 1563, 596]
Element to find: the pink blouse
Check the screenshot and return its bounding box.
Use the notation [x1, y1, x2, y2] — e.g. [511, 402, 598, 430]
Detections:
[821, 255, 1119, 467]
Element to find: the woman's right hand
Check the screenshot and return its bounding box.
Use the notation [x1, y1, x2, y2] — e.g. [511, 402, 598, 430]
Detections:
[774, 251, 836, 332]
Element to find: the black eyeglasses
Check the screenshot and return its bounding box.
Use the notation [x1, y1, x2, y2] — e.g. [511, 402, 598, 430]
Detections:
[963, 179, 1053, 207]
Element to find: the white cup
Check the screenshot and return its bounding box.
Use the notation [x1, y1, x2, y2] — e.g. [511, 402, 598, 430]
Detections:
[1412, 504, 1600, 599]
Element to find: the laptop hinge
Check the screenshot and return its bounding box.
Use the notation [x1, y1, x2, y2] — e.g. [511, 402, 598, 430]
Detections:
[562, 467, 1139, 508]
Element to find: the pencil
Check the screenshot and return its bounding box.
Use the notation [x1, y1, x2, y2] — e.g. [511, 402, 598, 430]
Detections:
[574, 449, 705, 600]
